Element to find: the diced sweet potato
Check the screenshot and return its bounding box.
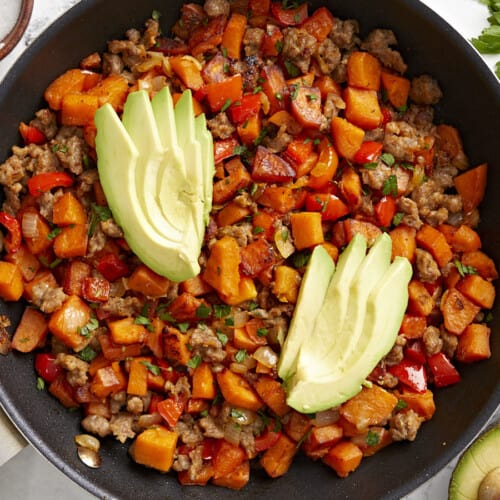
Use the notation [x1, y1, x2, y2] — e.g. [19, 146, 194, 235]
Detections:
[438, 224, 481, 253]
[390, 225, 417, 262]
[456, 323, 491, 363]
[192, 362, 216, 399]
[0, 261, 23, 302]
[253, 375, 290, 417]
[344, 87, 383, 130]
[211, 460, 250, 490]
[331, 117, 365, 161]
[52, 192, 87, 226]
[408, 280, 434, 316]
[216, 368, 263, 411]
[163, 326, 191, 366]
[290, 212, 324, 250]
[53, 224, 88, 258]
[416, 224, 453, 267]
[394, 389, 436, 420]
[322, 440, 363, 478]
[347, 51, 381, 91]
[108, 317, 147, 345]
[11, 307, 49, 352]
[130, 426, 178, 472]
[461, 251, 498, 280]
[381, 71, 410, 109]
[127, 264, 170, 297]
[440, 288, 480, 335]
[456, 274, 495, 309]
[272, 265, 300, 303]
[260, 433, 296, 478]
[453, 163, 487, 214]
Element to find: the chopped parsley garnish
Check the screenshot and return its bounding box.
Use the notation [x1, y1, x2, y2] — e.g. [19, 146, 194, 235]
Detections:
[214, 304, 231, 319]
[47, 227, 62, 240]
[51, 143, 68, 153]
[187, 354, 202, 369]
[290, 83, 300, 100]
[382, 174, 398, 197]
[224, 316, 235, 327]
[177, 322, 189, 333]
[394, 399, 408, 411]
[36, 377, 45, 391]
[471, 1, 500, 77]
[284, 60, 300, 77]
[253, 85, 263, 94]
[380, 152, 396, 167]
[253, 225, 265, 235]
[366, 430, 380, 446]
[230, 408, 245, 420]
[363, 162, 378, 170]
[158, 311, 175, 323]
[233, 145, 248, 156]
[254, 127, 269, 146]
[257, 327, 269, 337]
[455, 259, 478, 278]
[78, 317, 99, 338]
[151, 9, 161, 20]
[235, 349, 247, 363]
[292, 250, 311, 268]
[275, 39, 283, 53]
[392, 212, 405, 227]
[140, 360, 161, 375]
[221, 99, 232, 113]
[134, 315, 155, 332]
[216, 330, 229, 345]
[195, 303, 212, 319]
[78, 346, 97, 362]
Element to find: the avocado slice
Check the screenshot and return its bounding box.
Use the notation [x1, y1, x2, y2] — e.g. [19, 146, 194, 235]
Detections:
[277, 245, 335, 381]
[286, 255, 412, 413]
[194, 113, 215, 224]
[293, 233, 367, 378]
[298, 233, 393, 379]
[151, 87, 192, 236]
[94, 87, 213, 282]
[95, 104, 199, 280]
[449, 426, 500, 500]
[174, 91, 205, 243]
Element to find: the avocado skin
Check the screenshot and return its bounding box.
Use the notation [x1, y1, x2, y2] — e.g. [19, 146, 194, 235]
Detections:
[449, 425, 500, 500]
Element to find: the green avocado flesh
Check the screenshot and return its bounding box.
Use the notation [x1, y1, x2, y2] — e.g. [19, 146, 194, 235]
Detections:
[95, 88, 212, 282]
[449, 426, 500, 500]
[281, 233, 412, 413]
[277, 245, 335, 381]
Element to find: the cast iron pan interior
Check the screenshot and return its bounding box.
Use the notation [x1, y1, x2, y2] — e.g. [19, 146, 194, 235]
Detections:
[0, 0, 498, 498]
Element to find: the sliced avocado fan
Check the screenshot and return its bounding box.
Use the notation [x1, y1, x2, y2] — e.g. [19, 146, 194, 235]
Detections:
[280, 233, 412, 413]
[95, 88, 213, 282]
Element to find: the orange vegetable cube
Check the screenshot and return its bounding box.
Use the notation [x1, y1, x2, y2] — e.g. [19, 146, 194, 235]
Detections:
[408, 280, 434, 316]
[216, 202, 251, 227]
[395, 389, 436, 420]
[11, 307, 48, 352]
[456, 274, 495, 309]
[22, 209, 52, 255]
[203, 236, 241, 298]
[86, 74, 129, 110]
[456, 323, 491, 363]
[163, 326, 191, 366]
[0, 261, 23, 301]
[331, 117, 365, 161]
[399, 314, 427, 339]
[273, 265, 300, 303]
[344, 87, 383, 130]
[53, 224, 88, 258]
[90, 361, 126, 399]
[216, 368, 263, 411]
[108, 317, 147, 345]
[131, 426, 178, 473]
[212, 460, 250, 490]
[205, 74, 243, 113]
[44, 68, 90, 110]
[53, 192, 87, 226]
[453, 163, 487, 214]
[169, 56, 204, 91]
[48, 295, 92, 350]
[438, 224, 481, 253]
[253, 375, 290, 417]
[440, 288, 480, 335]
[127, 358, 149, 397]
[461, 251, 498, 280]
[347, 51, 382, 91]
[5, 244, 40, 282]
[260, 433, 296, 478]
[390, 225, 417, 262]
[127, 264, 170, 297]
[192, 362, 216, 399]
[221, 13, 247, 59]
[416, 224, 453, 268]
[290, 212, 324, 250]
[237, 114, 261, 145]
[60, 93, 99, 126]
[381, 71, 411, 109]
[323, 441, 363, 477]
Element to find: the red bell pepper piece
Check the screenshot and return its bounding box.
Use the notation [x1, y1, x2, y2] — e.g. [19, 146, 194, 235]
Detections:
[96, 253, 130, 281]
[427, 352, 461, 388]
[305, 193, 349, 221]
[252, 145, 295, 183]
[27, 171, 74, 197]
[201, 438, 217, 460]
[229, 94, 262, 124]
[353, 141, 383, 164]
[148, 393, 163, 414]
[213, 137, 240, 164]
[35, 353, 63, 383]
[0, 212, 22, 253]
[388, 359, 428, 393]
[381, 107, 393, 126]
[157, 394, 187, 428]
[261, 25, 284, 57]
[254, 426, 282, 452]
[271, 2, 308, 26]
[19, 122, 47, 145]
[374, 195, 397, 227]
[82, 276, 110, 303]
[404, 340, 427, 365]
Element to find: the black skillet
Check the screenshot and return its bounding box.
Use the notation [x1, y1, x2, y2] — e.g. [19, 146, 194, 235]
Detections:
[0, 0, 499, 498]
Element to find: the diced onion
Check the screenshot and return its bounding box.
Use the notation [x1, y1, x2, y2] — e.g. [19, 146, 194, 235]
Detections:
[313, 408, 340, 427]
[274, 225, 295, 259]
[252, 346, 278, 369]
[233, 311, 249, 328]
[137, 412, 162, 429]
[22, 212, 39, 238]
[229, 408, 257, 426]
[230, 362, 248, 374]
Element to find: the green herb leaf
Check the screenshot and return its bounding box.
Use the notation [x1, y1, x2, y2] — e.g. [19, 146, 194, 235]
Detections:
[177, 322, 189, 333]
[36, 377, 45, 391]
[224, 316, 235, 326]
[292, 250, 311, 268]
[394, 399, 408, 411]
[363, 162, 378, 170]
[134, 315, 155, 331]
[366, 430, 380, 446]
[195, 303, 212, 319]
[253, 225, 265, 235]
[382, 174, 398, 197]
[47, 227, 62, 240]
[78, 317, 99, 338]
[140, 360, 161, 375]
[78, 346, 97, 362]
[216, 330, 229, 345]
[221, 99, 232, 113]
[380, 152, 396, 167]
[455, 259, 478, 278]
[392, 212, 405, 227]
[187, 354, 202, 369]
[235, 349, 247, 363]
[248, 301, 259, 311]
[214, 304, 231, 319]
[257, 327, 268, 337]
[284, 60, 300, 77]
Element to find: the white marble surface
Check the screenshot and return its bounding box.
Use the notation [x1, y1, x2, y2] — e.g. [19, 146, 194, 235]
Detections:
[0, 0, 498, 498]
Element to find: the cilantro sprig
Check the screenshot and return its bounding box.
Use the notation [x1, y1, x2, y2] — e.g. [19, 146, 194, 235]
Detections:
[472, 0, 500, 78]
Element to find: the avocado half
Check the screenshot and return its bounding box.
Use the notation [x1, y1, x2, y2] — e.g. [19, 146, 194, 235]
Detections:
[449, 425, 500, 500]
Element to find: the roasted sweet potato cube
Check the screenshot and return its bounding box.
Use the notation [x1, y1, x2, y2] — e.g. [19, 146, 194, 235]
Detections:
[163, 325, 191, 366]
[53, 191, 88, 225]
[108, 317, 147, 345]
[260, 433, 296, 478]
[127, 264, 170, 297]
[440, 288, 480, 335]
[456, 274, 496, 309]
[130, 426, 178, 473]
[11, 307, 48, 352]
[216, 368, 263, 411]
[408, 280, 434, 316]
[456, 323, 491, 363]
[53, 224, 88, 258]
[253, 375, 290, 417]
[0, 261, 23, 301]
